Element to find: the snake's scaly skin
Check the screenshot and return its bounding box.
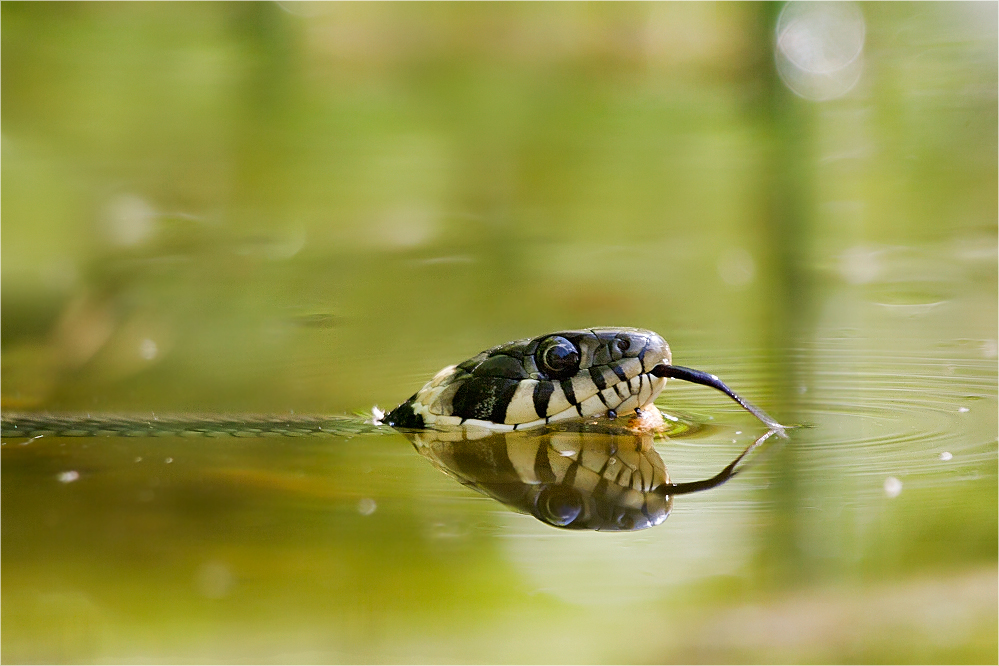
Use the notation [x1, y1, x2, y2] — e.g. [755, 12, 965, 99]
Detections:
[3, 327, 782, 439]
[1, 413, 382, 438]
[385, 328, 671, 432]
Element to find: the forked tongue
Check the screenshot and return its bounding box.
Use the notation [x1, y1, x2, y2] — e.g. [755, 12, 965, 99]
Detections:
[651, 364, 786, 434]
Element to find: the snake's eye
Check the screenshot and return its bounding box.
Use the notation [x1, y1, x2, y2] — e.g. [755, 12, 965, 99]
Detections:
[536, 336, 580, 380]
[536, 486, 583, 527]
[616, 338, 630, 354]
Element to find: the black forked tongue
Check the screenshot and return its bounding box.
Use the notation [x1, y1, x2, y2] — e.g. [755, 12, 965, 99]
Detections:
[652, 364, 786, 433]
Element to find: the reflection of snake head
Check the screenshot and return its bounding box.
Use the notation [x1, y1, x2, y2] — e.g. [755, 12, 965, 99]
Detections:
[385, 328, 672, 431]
[408, 426, 673, 532]
[386, 327, 783, 531]
[528, 475, 672, 531]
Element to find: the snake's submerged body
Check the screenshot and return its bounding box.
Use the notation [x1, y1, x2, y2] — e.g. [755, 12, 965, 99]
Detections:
[0, 414, 381, 439]
[2, 327, 782, 438]
[1, 327, 783, 531]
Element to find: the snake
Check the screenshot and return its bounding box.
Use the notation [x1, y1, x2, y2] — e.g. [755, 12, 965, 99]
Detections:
[0, 413, 381, 439]
[383, 327, 783, 433]
[1, 327, 783, 531]
[1, 327, 782, 438]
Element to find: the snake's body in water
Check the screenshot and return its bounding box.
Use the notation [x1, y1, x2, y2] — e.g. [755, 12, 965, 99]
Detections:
[2, 327, 782, 438]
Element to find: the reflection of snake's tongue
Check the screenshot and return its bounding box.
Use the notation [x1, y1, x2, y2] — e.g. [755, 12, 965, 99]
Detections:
[659, 427, 782, 497]
[652, 364, 786, 434]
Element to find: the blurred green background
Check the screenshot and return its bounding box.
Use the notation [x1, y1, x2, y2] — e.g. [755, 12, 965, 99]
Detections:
[2, 2, 996, 663]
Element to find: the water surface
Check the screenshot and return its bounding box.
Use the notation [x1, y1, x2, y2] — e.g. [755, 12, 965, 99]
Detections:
[3, 3, 996, 663]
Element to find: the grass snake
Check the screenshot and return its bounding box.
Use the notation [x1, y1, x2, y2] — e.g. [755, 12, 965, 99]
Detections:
[2, 327, 782, 438]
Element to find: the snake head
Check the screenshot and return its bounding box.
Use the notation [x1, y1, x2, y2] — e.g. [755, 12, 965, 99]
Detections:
[385, 328, 672, 431]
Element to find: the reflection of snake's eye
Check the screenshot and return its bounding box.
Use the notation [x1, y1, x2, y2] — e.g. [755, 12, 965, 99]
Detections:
[615, 511, 636, 531]
[536, 336, 580, 380]
[536, 486, 583, 527]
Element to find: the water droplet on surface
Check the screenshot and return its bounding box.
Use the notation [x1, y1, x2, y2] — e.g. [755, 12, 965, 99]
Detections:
[958, 407, 970, 413]
[57, 471, 80, 483]
[884, 476, 903, 498]
[939, 452, 953, 461]
[139, 338, 158, 360]
[104, 193, 157, 247]
[357, 498, 377, 515]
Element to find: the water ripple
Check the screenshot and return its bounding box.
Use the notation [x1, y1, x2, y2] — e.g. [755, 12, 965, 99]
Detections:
[657, 342, 997, 484]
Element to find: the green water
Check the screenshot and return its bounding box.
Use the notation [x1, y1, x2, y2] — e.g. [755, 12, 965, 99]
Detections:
[2, 3, 996, 663]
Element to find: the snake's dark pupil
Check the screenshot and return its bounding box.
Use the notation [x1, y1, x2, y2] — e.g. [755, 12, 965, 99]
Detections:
[616, 338, 629, 353]
[545, 345, 576, 369]
[536, 486, 583, 527]
[538, 336, 580, 379]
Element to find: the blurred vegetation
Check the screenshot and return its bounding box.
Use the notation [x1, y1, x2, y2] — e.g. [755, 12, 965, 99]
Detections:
[2, 2, 996, 663]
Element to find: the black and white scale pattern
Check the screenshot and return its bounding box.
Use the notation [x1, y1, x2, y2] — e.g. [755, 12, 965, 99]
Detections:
[408, 425, 673, 530]
[384, 328, 672, 431]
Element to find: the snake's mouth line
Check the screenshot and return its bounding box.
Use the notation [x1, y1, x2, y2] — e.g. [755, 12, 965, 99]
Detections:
[383, 327, 783, 434]
[406, 366, 670, 433]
